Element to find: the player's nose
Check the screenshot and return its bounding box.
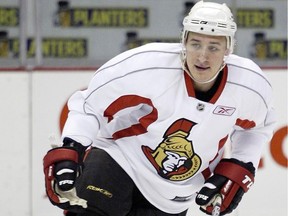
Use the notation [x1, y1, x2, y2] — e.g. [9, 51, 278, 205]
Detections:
[197, 48, 209, 63]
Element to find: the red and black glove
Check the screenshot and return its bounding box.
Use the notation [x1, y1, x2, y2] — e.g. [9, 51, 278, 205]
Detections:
[195, 158, 255, 215]
[43, 138, 88, 212]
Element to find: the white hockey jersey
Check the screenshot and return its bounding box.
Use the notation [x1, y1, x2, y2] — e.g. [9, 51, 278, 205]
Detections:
[62, 43, 276, 213]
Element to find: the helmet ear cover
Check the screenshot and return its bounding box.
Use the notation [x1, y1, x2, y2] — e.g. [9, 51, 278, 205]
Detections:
[181, 0, 237, 54]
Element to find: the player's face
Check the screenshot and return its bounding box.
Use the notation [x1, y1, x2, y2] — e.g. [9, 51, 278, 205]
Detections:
[185, 32, 228, 86]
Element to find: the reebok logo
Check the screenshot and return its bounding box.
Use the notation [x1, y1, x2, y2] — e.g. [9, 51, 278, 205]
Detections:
[87, 185, 113, 198]
[213, 106, 236, 116]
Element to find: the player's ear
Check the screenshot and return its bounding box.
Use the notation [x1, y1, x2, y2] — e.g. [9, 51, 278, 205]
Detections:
[224, 49, 230, 56]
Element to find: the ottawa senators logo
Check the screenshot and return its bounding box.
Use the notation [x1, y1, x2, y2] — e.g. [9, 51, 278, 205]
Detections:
[142, 118, 201, 181]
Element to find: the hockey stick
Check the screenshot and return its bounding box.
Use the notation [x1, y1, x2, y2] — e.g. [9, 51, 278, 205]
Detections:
[211, 194, 222, 216]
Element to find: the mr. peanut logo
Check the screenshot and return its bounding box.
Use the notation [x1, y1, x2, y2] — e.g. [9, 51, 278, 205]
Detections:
[142, 118, 201, 181]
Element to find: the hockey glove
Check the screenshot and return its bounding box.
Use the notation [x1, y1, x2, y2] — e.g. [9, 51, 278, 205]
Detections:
[43, 138, 88, 212]
[195, 158, 255, 215]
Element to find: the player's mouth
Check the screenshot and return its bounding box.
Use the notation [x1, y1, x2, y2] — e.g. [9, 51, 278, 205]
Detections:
[195, 65, 210, 71]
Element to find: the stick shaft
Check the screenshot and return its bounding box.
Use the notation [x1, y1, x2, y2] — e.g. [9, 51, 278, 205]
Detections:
[212, 194, 222, 216]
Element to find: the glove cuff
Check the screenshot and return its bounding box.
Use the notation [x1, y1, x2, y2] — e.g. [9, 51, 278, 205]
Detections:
[43, 147, 79, 170]
[63, 137, 88, 162]
[214, 159, 255, 192]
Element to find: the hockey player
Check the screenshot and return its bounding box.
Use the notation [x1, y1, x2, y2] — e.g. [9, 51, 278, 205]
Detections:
[43, 1, 276, 215]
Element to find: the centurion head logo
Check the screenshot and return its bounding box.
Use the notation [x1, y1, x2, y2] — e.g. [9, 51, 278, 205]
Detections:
[142, 118, 201, 181]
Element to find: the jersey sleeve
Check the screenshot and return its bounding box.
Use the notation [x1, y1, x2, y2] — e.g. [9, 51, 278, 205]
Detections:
[230, 105, 277, 169]
[61, 89, 100, 146]
[61, 43, 182, 147]
[227, 58, 277, 169]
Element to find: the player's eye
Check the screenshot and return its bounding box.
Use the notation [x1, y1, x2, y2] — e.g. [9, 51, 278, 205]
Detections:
[209, 46, 219, 52]
[190, 43, 201, 49]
